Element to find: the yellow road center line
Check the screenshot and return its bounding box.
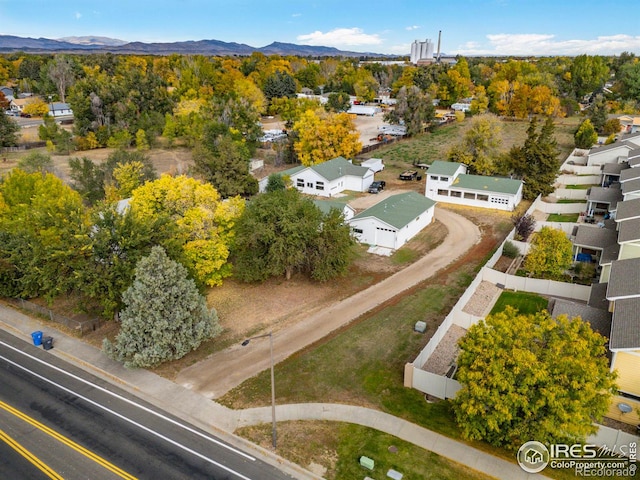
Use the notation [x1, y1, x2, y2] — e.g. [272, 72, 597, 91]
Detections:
[0, 428, 64, 480]
[0, 400, 138, 480]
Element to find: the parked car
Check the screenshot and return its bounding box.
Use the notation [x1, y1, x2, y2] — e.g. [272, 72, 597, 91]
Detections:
[19, 112, 31, 118]
[368, 180, 386, 193]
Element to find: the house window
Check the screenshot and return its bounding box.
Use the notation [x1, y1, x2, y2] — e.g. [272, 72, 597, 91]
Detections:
[352, 228, 363, 234]
[464, 192, 475, 199]
[316, 181, 324, 190]
[439, 176, 449, 181]
[307, 182, 313, 188]
[430, 175, 439, 181]
[437, 189, 449, 196]
[450, 190, 462, 198]
[490, 196, 509, 205]
[296, 179, 304, 187]
[477, 194, 489, 201]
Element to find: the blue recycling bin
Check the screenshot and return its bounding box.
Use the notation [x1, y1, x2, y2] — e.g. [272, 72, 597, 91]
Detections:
[31, 330, 43, 346]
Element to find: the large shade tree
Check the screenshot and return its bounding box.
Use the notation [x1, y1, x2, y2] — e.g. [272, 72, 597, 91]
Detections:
[232, 189, 355, 282]
[103, 246, 221, 368]
[453, 307, 617, 450]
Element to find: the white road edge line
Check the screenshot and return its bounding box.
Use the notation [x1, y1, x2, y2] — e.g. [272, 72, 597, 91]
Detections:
[0, 341, 257, 461]
[0, 352, 255, 480]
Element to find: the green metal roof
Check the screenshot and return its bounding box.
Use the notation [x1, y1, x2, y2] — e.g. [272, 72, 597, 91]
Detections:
[352, 191, 436, 229]
[310, 156, 370, 180]
[452, 174, 522, 195]
[427, 160, 464, 176]
[312, 199, 348, 215]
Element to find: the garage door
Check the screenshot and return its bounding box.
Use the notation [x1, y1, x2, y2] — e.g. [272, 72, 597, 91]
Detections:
[375, 226, 397, 249]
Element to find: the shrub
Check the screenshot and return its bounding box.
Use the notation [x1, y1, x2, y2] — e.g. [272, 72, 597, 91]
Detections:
[502, 241, 519, 259]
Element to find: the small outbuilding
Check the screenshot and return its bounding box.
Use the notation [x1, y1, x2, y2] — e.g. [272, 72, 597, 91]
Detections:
[348, 191, 436, 250]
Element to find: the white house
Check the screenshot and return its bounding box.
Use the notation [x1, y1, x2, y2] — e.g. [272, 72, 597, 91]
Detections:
[425, 160, 523, 211]
[587, 133, 640, 167]
[348, 191, 436, 250]
[360, 158, 384, 172]
[312, 199, 355, 221]
[49, 102, 73, 117]
[259, 156, 374, 198]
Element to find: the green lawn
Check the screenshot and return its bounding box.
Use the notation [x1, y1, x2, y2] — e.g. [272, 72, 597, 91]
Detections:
[546, 213, 579, 222]
[564, 184, 595, 189]
[489, 291, 549, 316]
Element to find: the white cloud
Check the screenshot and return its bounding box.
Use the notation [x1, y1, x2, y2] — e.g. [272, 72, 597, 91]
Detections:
[291, 13, 301, 18]
[406, 25, 420, 31]
[454, 33, 640, 56]
[297, 28, 382, 47]
[74, 12, 82, 20]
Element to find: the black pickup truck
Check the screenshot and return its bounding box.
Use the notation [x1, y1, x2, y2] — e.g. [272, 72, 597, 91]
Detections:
[368, 180, 386, 193]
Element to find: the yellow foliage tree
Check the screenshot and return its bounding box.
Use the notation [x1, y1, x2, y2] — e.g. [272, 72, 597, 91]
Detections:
[22, 98, 50, 117]
[292, 109, 362, 166]
[129, 175, 244, 287]
[112, 161, 147, 199]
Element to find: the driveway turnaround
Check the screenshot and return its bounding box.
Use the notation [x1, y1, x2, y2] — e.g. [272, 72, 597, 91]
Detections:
[176, 207, 481, 398]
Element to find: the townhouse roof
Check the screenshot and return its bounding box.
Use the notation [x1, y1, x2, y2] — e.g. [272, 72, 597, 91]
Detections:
[615, 198, 640, 222]
[573, 225, 618, 250]
[427, 160, 464, 176]
[622, 178, 640, 196]
[588, 142, 633, 157]
[607, 257, 640, 300]
[600, 242, 620, 265]
[551, 299, 612, 339]
[587, 185, 622, 208]
[351, 191, 436, 230]
[452, 174, 522, 195]
[610, 297, 640, 350]
[618, 217, 640, 244]
[620, 167, 640, 183]
[602, 162, 627, 175]
[588, 282, 609, 310]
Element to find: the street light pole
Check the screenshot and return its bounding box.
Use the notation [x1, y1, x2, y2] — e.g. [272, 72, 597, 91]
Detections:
[241, 332, 276, 449]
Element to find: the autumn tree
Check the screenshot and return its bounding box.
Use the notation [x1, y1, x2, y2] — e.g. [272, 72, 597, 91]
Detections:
[384, 85, 435, 136]
[570, 55, 609, 99]
[325, 92, 351, 113]
[129, 175, 244, 287]
[574, 119, 598, 149]
[17, 152, 54, 175]
[103, 246, 221, 368]
[232, 189, 355, 282]
[448, 113, 502, 175]
[524, 226, 573, 279]
[263, 70, 297, 103]
[292, 109, 362, 166]
[454, 307, 617, 450]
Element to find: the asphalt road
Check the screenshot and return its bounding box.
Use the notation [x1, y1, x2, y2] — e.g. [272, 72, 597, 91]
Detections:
[0, 330, 293, 480]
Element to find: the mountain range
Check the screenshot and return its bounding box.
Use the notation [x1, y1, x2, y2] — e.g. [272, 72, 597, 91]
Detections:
[0, 35, 391, 57]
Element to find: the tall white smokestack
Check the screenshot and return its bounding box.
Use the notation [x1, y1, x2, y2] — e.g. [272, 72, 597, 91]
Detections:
[436, 30, 442, 62]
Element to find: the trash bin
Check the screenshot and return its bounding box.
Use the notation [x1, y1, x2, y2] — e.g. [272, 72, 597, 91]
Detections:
[42, 336, 54, 351]
[31, 331, 43, 346]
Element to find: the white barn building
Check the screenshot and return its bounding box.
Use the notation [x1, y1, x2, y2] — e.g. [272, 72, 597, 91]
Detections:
[425, 160, 523, 211]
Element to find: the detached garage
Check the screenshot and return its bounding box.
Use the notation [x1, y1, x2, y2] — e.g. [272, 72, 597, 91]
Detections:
[348, 192, 436, 251]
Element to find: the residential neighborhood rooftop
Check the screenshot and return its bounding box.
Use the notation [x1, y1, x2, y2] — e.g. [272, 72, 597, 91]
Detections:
[609, 297, 640, 350]
[588, 282, 610, 310]
[620, 167, 640, 183]
[573, 225, 618, 250]
[312, 199, 348, 215]
[351, 191, 436, 230]
[618, 217, 640, 244]
[600, 242, 621, 265]
[616, 198, 640, 222]
[310, 156, 370, 181]
[602, 162, 627, 175]
[607, 257, 640, 300]
[587, 185, 622, 207]
[622, 178, 640, 196]
[551, 299, 612, 339]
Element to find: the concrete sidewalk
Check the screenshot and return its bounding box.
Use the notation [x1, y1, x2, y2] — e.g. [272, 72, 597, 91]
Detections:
[0, 302, 550, 480]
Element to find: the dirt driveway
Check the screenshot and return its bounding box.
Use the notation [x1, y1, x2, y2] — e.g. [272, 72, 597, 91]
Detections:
[175, 207, 481, 398]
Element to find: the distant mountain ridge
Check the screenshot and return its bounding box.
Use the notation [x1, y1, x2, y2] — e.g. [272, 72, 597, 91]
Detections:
[0, 35, 390, 57]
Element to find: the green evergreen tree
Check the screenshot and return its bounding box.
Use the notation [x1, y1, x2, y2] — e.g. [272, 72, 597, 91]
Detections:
[0, 109, 20, 147]
[103, 246, 220, 368]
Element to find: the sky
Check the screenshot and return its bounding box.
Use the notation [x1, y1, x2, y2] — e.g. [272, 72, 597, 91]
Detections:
[1, 0, 639, 56]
